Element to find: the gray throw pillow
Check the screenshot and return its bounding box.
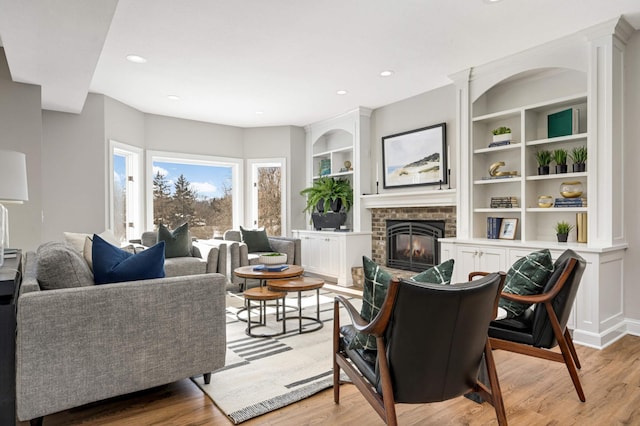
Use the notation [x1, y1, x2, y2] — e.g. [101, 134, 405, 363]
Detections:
[499, 249, 554, 318]
[36, 242, 95, 290]
[158, 223, 191, 258]
[240, 226, 273, 253]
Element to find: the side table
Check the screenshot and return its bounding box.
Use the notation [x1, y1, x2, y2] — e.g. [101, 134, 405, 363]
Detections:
[0, 250, 22, 425]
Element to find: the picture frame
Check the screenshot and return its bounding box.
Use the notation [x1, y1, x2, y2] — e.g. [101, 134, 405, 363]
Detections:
[382, 123, 447, 189]
[499, 218, 518, 240]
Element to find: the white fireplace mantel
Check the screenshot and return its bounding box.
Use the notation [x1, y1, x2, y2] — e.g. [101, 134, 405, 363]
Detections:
[360, 189, 457, 209]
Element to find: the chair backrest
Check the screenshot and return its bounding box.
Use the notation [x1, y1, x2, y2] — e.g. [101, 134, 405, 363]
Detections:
[383, 273, 502, 403]
[531, 249, 586, 348]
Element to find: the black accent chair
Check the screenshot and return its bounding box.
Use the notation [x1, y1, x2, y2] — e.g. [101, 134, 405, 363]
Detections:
[478, 249, 587, 402]
[333, 273, 508, 426]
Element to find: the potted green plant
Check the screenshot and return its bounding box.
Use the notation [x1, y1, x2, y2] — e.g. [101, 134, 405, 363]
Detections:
[535, 150, 552, 175]
[491, 126, 512, 143]
[570, 146, 587, 172]
[300, 177, 353, 230]
[554, 221, 574, 242]
[553, 148, 568, 174]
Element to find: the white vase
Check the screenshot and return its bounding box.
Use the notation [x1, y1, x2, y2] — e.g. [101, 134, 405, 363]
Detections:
[259, 253, 287, 265]
[492, 133, 511, 143]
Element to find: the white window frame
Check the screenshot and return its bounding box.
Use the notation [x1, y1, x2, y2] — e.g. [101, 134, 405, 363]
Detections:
[247, 158, 287, 235]
[107, 140, 144, 242]
[146, 150, 244, 232]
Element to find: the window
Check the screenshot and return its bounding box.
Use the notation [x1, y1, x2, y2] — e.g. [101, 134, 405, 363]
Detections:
[147, 151, 243, 239]
[248, 159, 286, 236]
[109, 141, 143, 243]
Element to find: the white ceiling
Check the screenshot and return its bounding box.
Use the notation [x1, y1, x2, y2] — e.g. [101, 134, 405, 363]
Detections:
[1, 0, 639, 128]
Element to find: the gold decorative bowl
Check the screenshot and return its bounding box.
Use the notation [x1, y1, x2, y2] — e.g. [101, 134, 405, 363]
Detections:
[538, 195, 554, 208]
[560, 181, 584, 198]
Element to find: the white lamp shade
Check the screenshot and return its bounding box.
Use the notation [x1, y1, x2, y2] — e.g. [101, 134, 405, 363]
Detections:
[0, 150, 29, 202]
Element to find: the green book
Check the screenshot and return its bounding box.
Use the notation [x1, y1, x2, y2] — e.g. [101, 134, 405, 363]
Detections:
[548, 108, 579, 138]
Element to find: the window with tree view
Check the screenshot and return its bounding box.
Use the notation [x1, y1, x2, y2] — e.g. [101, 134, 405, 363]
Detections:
[152, 159, 234, 239]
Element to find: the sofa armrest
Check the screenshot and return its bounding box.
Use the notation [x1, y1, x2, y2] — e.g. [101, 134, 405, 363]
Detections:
[268, 237, 301, 265]
[16, 273, 226, 421]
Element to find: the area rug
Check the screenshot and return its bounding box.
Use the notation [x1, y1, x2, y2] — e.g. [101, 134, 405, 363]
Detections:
[192, 289, 360, 424]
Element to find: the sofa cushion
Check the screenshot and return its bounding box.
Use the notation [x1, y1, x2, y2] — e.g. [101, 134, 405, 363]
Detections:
[240, 226, 273, 253]
[36, 242, 95, 290]
[164, 257, 207, 277]
[92, 234, 166, 284]
[158, 223, 191, 258]
[350, 257, 455, 351]
[499, 249, 554, 318]
[64, 230, 119, 255]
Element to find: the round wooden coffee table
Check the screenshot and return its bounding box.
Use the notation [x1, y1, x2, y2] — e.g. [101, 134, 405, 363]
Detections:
[242, 287, 287, 337]
[234, 264, 304, 291]
[267, 276, 325, 334]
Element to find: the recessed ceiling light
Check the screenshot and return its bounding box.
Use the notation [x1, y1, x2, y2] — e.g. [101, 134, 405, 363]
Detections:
[255, 111, 264, 115]
[380, 70, 394, 77]
[483, 0, 503, 3]
[126, 54, 147, 64]
[336, 90, 348, 95]
[167, 95, 180, 101]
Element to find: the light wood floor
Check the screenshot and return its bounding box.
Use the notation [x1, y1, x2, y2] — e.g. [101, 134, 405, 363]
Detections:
[19, 334, 640, 425]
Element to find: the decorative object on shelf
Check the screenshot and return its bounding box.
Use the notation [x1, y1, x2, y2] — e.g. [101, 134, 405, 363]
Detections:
[498, 218, 518, 240]
[490, 196, 519, 208]
[548, 108, 580, 138]
[300, 176, 353, 230]
[537, 195, 554, 208]
[489, 161, 518, 177]
[553, 148, 568, 173]
[535, 150, 552, 175]
[344, 160, 352, 171]
[381, 122, 447, 188]
[559, 181, 584, 198]
[554, 197, 587, 207]
[554, 221, 574, 243]
[258, 252, 287, 265]
[491, 126, 512, 143]
[576, 213, 588, 243]
[569, 146, 587, 172]
[0, 150, 29, 268]
[319, 159, 331, 176]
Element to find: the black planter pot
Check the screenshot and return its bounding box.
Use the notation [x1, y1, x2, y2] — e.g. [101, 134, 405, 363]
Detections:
[311, 212, 347, 231]
[538, 165, 550, 175]
[557, 233, 568, 243]
[330, 199, 343, 213]
[572, 163, 586, 173]
[555, 164, 568, 174]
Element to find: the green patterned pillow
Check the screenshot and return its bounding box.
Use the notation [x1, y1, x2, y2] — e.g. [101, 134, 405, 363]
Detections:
[499, 249, 554, 318]
[412, 258, 455, 285]
[349, 257, 455, 351]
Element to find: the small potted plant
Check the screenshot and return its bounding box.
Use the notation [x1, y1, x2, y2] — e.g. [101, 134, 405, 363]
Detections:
[553, 148, 568, 174]
[570, 146, 587, 172]
[491, 126, 512, 143]
[535, 150, 552, 175]
[554, 221, 574, 242]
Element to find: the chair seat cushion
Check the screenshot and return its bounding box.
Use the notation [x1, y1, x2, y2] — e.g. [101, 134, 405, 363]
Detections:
[340, 325, 377, 384]
[499, 249, 553, 318]
[489, 308, 535, 345]
[164, 256, 208, 277]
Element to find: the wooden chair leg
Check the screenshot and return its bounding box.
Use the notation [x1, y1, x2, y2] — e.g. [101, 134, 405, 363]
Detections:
[564, 328, 582, 369]
[333, 300, 341, 404]
[483, 340, 508, 426]
[30, 417, 43, 426]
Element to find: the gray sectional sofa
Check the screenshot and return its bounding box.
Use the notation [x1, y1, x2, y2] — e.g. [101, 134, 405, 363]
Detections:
[15, 243, 227, 423]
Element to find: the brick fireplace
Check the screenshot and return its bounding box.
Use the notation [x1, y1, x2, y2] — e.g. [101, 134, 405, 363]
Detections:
[371, 207, 457, 270]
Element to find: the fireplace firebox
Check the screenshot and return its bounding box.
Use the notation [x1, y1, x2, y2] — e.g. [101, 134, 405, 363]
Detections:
[386, 220, 445, 272]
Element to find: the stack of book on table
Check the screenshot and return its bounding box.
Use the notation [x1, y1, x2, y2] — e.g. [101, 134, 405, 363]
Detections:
[253, 264, 289, 272]
[487, 217, 503, 239]
[554, 197, 587, 207]
[490, 196, 519, 208]
[488, 140, 511, 148]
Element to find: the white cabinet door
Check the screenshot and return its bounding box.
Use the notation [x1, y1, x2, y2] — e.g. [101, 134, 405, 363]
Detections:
[454, 245, 507, 283]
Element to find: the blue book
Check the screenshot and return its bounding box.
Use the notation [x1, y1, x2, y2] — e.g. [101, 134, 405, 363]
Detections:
[253, 264, 289, 272]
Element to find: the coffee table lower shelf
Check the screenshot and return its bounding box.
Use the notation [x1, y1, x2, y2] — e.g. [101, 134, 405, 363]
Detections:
[267, 277, 325, 334]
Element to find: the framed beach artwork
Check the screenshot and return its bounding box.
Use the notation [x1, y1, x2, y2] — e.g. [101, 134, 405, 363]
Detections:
[381, 123, 447, 189]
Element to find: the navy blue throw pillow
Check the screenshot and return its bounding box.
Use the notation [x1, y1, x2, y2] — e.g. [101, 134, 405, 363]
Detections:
[92, 234, 166, 284]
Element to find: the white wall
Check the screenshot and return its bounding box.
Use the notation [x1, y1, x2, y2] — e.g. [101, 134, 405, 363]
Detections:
[624, 31, 640, 324]
[0, 49, 43, 252]
[41, 94, 106, 242]
[370, 84, 457, 191]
